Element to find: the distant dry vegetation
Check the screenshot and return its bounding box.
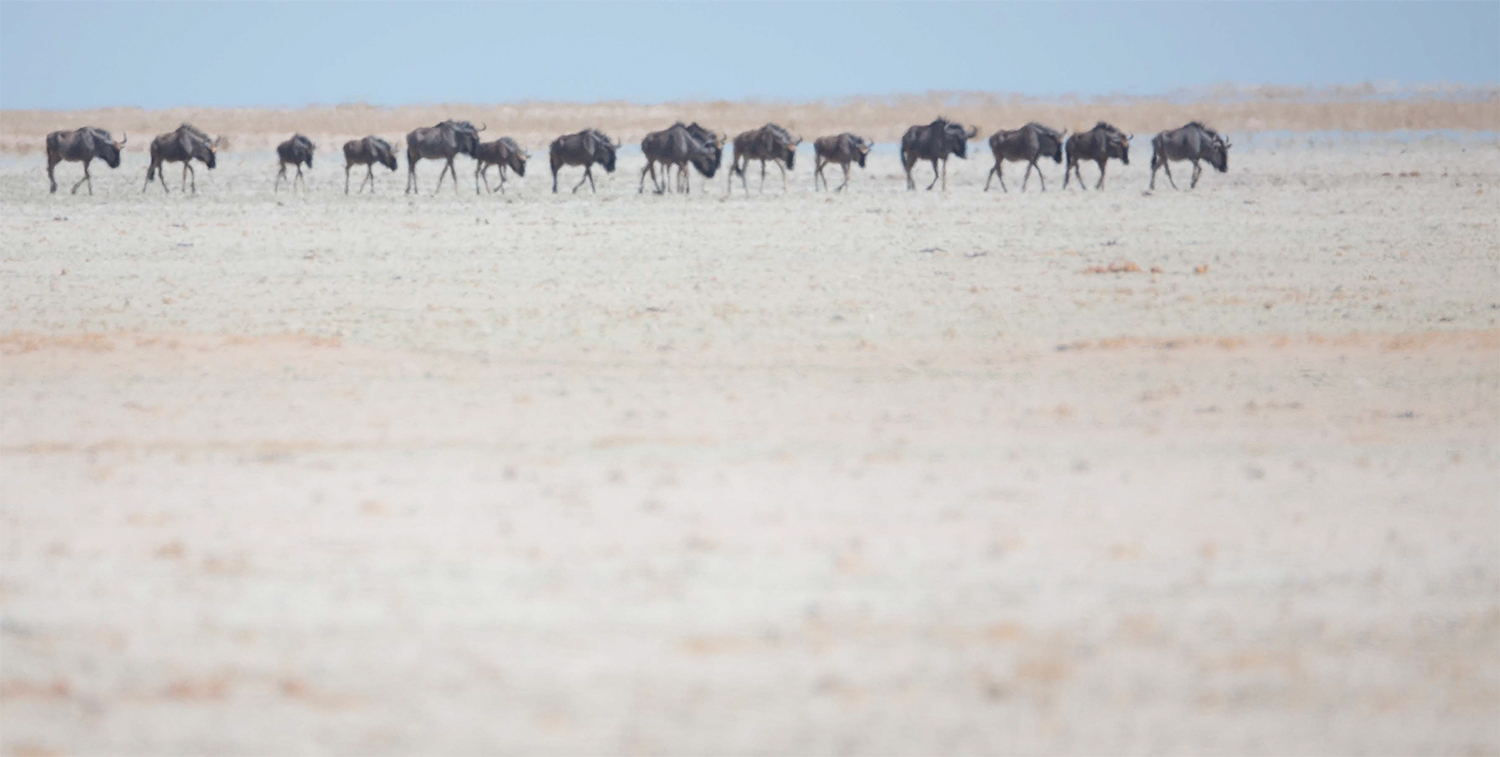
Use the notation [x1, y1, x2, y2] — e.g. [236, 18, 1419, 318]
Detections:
[2, 85, 1495, 154]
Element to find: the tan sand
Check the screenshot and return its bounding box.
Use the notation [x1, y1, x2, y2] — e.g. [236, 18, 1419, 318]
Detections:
[0, 131, 1498, 754]
[2, 86, 1497, 154]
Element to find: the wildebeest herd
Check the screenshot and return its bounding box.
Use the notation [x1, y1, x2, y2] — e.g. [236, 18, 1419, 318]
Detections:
[40, 118, 1232, 196]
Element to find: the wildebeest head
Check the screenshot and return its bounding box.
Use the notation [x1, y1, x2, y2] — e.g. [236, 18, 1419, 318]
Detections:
[943, 120, 977, 159]
[1209, 134, 1230, 172]
[589, 129, 618, 172]
[95, 130, 125, 168]
[447, 121, 485, 157]
[855, 136, 872, 168]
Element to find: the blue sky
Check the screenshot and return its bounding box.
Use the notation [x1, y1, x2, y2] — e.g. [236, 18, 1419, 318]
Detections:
[2, 1, 1496, 110]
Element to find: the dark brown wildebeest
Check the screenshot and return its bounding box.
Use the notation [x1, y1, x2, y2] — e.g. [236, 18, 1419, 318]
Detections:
[983, 122, 1067, 193]
[812, 133, 872, 192]
[404, 120, 485, 195]
[639, 122, 720, 194]
[474, 137, 528, 195]
[1149, 121, 1230, 190]
[1063, 122, 1131, 190]
[727, 123, 800, 194]
[343, 136, 399, 194]
[549, 129, 618, 194]
[45, 127, 125, 195]
[144, 123, 220, 194]
[900, 117, 978, 191]
[669, 122, 723, 193]
[274, 134, 316, 193]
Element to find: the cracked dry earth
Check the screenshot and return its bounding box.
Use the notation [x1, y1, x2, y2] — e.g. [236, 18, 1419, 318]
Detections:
[1, 139, 1498, 754]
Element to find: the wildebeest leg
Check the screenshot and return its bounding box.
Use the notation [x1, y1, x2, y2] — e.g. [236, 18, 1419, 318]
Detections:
[345, 165, 351, 194]
[183, 163, 195, 194]
[739, 158, 749, 194]
[758, 160, 766, 193]
[995, 161, 1008, 193]
[778, 161, 787, 192]
[362, 165, 375, 193]
[903, 157, 915, 191]
[571, 166, 591, 194]
[71, 159, 92, 195]
[1095, 160, 1107, 190]
[1190, 160, 1202, 189]
[838, 163, 850, 192]
[296, 165, 306, 192]
[47, 156, 59, 193]
[406, 158, 417, 194]
[275, 163, 286, 192]
[1159, 160, 1177, 190]
[437, 159, 457, 195]
[1021, 162, 1032, 192]
[926, 159, 940, 191]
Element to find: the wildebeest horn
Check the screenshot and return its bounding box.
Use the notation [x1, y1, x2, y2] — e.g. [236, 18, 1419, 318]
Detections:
[117, 133, 127, 147]
[478, 122, 487, 132]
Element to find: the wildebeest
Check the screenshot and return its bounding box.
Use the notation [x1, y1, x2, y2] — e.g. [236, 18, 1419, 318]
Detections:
[474, 137, 529, 195]
[728, 123, 800, 194]
[274, 134, 316, 193]
[144, 123, 220, 194]
[639, 122, 720, 194]
[900, 117, 979, 191]
[812, 133, 872, 192]
[984, 123, 1067, 192]
[549, 129, 618, 194]
[1063, 122, 1131, 191]
[404, 120, 485, 195]
[343, 136, 399, 194]
[1149, 121, 1231, 190]
[671, 122, 724, 193]
[45, 127, 125, 195]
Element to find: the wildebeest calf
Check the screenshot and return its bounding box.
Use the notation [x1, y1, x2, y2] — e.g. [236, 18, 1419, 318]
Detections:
[275, 134, 316, 193]
[901, 117, 978, 191]
[45, 127, 125, 195]
[144, 123, 219, 194]
[984, 123, 1066, 193]
[1063, 122, 1131, 191]
[728, 123, 800, 194]
[475, 137, 529, 195]
[549, 129, 617, 194]
[1150, 121, 1230, 190]
[812, 133, 872, 192]
[343, 136, 399, 194]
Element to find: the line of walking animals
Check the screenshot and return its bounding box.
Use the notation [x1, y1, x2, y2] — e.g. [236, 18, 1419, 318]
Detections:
[43, 118, 1231, 197]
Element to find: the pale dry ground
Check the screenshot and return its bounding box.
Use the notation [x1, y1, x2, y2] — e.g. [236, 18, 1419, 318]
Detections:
[1, 137, 1499, 755]
[2, 87, 1497, 154]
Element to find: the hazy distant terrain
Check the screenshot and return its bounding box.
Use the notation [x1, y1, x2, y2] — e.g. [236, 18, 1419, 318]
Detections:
[2, 86, 1496, 154]
[0, 99, 1497, 755]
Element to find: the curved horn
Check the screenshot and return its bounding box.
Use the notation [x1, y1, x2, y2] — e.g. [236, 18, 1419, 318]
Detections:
[478, 122, 487, 132]
[117, 132, 127, 147]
